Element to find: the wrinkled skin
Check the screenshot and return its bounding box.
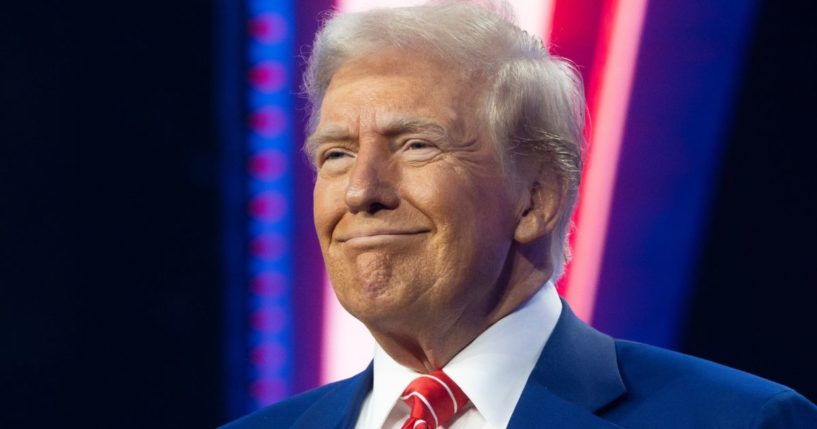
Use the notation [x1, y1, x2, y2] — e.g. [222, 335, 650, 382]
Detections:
[310, 49, 561, 371]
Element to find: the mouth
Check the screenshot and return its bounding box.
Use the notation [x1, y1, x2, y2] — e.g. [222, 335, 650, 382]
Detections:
[336, 228, 430, 246]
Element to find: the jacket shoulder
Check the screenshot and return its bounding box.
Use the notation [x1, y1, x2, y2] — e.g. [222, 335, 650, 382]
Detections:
[218, 379, 353, 429]
[608, 340, 817, 428]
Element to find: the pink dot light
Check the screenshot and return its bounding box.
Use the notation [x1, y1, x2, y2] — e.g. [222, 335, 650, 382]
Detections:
[250, 378, 288, 404]
[250, 107, 286, 137]
[250, 191, 287, 222]
[249, 61, 286, 92]
[249, 13, 288, 44]
[251, 272, 287, 297]
[250, 343, 288, 369]
[250, 233, 287, 261]
[251, 307, 288, 332]
[248, 150, 287, 180]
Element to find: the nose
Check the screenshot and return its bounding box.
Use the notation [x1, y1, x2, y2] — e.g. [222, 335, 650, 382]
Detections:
[344, 147, 399, 214]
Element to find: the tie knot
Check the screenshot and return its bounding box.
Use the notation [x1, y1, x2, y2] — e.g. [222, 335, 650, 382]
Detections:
[400, 370, 469, 429]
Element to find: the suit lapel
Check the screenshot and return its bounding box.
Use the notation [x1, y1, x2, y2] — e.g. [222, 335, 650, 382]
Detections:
[508, 300, 627, 428]
[291, 302, 625, 428]
[292, 363, 373, 429]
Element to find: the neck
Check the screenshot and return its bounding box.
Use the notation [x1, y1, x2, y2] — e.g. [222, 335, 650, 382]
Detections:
[366, 246, 552, 373]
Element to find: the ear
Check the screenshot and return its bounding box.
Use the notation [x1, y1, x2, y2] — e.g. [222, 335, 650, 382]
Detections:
[513, 170, 563, 244]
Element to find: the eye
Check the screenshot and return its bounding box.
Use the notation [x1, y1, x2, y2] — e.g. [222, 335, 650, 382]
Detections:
[405, 140, 433, 150]
[324, 149, 349, 160]
[325, 150, 346, 160]
[400, 139, 440, 162]
[317, 148, 355, 171]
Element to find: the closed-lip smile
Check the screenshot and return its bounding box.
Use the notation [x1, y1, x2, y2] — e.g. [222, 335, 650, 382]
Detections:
[336, 228, 430, 243]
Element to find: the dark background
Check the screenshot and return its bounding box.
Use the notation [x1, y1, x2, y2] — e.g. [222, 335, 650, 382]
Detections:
[1, 0, 814, 428]
[1, 1, 221, 427]
[681, 0, 817, 402]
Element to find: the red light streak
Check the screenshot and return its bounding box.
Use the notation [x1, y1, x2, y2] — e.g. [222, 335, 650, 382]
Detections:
[560, 0, 649, 322]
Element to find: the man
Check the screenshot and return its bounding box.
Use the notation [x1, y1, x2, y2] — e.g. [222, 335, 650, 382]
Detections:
[224, 1, 817, 428]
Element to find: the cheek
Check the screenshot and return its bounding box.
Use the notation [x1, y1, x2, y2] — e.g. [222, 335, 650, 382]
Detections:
[313, 178, 346, 244]
[425, 173, 519, 264]
[416, 167, 512, 227]
[411, 176, 485, 262]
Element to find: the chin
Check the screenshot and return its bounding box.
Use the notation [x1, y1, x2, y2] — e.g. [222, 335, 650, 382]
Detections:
[339, 293, 403, 329]
[338, 279, 416, 323]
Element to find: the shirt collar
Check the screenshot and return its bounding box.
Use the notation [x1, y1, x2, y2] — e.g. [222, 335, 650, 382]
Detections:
[368, 282, 562, 428]
[368, 343, 420, 428]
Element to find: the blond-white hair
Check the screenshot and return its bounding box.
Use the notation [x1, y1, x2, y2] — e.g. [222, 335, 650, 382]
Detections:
[303, 1, 585, 280]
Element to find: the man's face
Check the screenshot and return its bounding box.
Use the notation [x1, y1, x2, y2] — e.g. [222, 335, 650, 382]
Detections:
[311, 50, 526, 333]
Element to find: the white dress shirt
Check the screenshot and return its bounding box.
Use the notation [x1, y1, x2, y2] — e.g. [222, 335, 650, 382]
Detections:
[353, 282, 563, 429]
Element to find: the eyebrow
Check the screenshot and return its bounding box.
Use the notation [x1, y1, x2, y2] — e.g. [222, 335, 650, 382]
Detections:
[378, 118, 448, 141]
[305, 118, 449, 158]
[306, 125, 353, 153]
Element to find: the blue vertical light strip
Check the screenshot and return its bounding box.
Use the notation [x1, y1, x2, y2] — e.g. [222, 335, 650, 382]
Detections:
[245, 0, 295, 411]
[216, 0, 248, 419]
[592, 0, 760, 348]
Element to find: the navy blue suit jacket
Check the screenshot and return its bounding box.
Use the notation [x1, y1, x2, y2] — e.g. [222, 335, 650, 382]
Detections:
[222, 303, 817, 428]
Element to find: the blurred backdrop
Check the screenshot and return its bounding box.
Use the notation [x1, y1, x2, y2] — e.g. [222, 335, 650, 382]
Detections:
[1, 0, 815, 427]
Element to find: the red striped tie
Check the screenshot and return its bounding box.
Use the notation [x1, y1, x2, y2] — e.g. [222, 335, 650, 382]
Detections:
[400, 370, 469, 429]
